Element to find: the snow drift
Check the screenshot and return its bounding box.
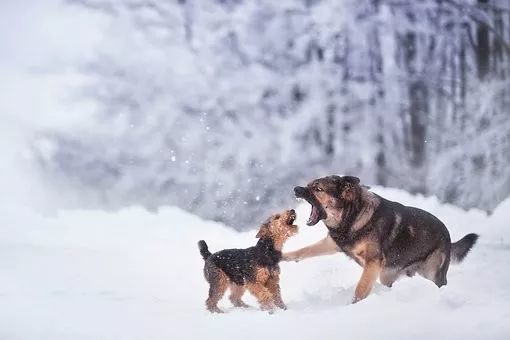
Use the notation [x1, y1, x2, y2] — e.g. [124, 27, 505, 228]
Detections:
[1, 186, 509, 339]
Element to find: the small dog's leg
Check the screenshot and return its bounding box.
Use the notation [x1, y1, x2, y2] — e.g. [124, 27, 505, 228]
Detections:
[353, 260, 382, 303]
[283, 235, 339, 262]
[205, 269, 228, 313]
[266, 274, 286, 310]
[246, 283, 275, 312]
[229, 284, 249, 308]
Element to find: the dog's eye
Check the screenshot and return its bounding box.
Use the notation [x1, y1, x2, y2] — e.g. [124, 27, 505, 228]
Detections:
[314, 187, 323, 192]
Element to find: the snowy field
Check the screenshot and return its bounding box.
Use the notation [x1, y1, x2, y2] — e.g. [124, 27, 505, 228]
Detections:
[1, 187, 509, 340]
[1, 1, 509, 339]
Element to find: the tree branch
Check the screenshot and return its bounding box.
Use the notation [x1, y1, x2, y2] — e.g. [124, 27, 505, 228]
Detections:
[444, 0, 510, 55]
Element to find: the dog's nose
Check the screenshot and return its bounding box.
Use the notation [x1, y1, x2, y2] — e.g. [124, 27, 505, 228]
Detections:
[289, 209, 295, 214]
[294, 186, 307, 197]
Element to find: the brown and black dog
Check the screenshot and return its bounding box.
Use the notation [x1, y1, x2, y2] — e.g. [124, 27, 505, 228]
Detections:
[198, 209, 298, 313]
[284, 175, 478, 303]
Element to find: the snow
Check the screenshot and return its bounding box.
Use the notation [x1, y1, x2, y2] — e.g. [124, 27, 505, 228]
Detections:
[1, 4, 509, 337]
[1, 187, 509, 339]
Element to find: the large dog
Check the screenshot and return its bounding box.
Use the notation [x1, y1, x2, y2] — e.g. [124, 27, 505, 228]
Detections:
[283, 175, 478, 303]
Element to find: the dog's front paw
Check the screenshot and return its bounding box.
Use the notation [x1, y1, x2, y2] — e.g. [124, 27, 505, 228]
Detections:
[282, 252, 300, 262]
[352, 295, 365, 304]
[233, 301, 250, 308]
[261, 305, 276, 314]
[207, 306, 225, 313]
[282, 253, 292, 261]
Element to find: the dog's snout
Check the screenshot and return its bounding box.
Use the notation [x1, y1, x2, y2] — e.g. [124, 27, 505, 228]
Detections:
[289, 209, 295, 214]
[294, 186, 307, 197]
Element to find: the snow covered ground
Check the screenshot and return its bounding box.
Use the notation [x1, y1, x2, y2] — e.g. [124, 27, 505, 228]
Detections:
[1, 2, 509, 339]
[1, 187, 509, 340]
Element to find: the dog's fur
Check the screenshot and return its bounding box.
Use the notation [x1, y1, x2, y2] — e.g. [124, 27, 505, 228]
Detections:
[284, 175, 478, 303]
[198, 209, 298, 313]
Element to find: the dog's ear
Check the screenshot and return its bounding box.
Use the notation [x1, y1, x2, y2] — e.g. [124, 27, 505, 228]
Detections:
[341, 176, 360, 201]
[341, 186, 356, 201]
[256, 222, 271, 239]
[342, 176, 360, 185]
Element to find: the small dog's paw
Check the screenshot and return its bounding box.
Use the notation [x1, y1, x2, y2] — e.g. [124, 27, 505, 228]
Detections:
[233, 301, 250, 308]
[261, 304, 276, 314]
[208, 307, 224, 313]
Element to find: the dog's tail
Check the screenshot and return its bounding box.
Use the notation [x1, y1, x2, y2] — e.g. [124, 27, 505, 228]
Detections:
[451, 233, 479, 264]
[198, 240, 212, 260]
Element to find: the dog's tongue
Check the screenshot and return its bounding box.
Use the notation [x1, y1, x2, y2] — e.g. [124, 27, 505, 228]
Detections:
[307, 205, 320, 226]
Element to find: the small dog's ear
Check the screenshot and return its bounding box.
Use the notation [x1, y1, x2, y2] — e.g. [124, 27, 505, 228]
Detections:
[342, 176, 360, 185]
[256, 223, 271, 239]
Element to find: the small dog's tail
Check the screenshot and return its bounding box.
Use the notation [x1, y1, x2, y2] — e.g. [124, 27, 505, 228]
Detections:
[198, 240, 212, 260]
[451, 233, 479, 264]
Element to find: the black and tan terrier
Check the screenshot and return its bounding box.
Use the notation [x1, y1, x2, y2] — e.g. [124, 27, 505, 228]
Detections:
[198, 209, 298, 313]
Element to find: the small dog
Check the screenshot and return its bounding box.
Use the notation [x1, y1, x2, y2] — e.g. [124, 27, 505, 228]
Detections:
[198, 209, 298, 313]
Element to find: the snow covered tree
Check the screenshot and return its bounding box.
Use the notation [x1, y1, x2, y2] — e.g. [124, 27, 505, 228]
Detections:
[34, 0, 510, 228]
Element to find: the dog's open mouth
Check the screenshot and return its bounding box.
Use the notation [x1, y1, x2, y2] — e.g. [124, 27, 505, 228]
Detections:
[294, 186, 325, 226]
[307, 204, 321, 226]
[286, 210, 297, 225]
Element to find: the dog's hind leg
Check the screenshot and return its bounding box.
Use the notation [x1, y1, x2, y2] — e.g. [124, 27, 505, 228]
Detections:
[266, 273, 286, 310]
[205, 264, 229, 313]
[434, 254, 449, 288]
[418, 249, 449, 288]
[229, 284, 249, 308]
